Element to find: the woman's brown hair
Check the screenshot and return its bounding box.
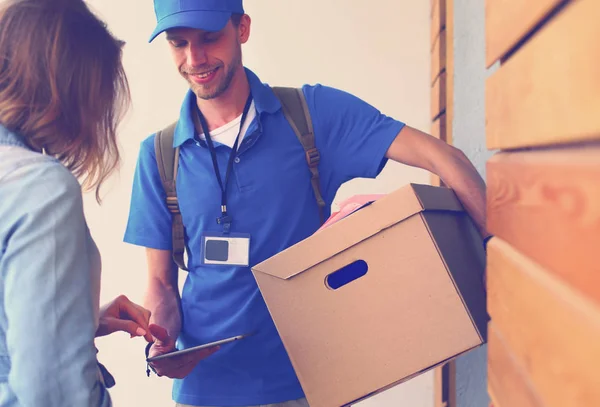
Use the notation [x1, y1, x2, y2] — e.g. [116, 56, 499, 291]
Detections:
[0, 0, 130, 201]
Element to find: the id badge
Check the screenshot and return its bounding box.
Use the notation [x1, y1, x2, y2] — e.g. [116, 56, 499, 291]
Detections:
[201, 232, 251, 267]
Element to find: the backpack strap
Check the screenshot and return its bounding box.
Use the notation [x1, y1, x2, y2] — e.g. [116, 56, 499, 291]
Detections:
[154, 122, 188, 271]
[272, 86, 326, 224]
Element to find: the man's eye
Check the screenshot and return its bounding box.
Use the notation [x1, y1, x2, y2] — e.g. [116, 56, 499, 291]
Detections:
[170, 41, 186, 48]
[204, 36, 218, 43]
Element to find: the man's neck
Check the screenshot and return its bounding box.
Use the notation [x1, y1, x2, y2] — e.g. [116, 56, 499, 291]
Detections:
[196, 66, 250, 132]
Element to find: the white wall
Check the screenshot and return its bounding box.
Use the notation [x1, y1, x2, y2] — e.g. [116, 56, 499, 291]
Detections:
[85, 1, 433, 405]
[451, 0, 497, 405]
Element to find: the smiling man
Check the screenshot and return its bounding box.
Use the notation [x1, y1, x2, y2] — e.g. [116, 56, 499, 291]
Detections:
[123, 1, 490, 406]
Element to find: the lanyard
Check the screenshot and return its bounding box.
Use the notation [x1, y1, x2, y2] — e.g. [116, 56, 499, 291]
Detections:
[196, 94, 253, 234]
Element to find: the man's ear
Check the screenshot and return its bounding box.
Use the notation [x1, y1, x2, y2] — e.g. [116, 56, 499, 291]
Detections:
[238, 14, 251, 44]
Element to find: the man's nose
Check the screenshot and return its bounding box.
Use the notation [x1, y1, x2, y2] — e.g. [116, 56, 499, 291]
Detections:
[187, 45, 208, 67]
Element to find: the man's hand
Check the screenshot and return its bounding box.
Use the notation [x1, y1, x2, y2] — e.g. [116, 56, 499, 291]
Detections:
[147, 324, 219, 379]
[96, 295, 153, 342]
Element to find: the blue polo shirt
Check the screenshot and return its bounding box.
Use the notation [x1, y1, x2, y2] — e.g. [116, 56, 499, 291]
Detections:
[124, 68, 405, 406]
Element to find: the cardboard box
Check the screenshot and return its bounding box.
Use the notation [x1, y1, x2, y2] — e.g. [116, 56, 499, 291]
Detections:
[251, 184, 488, 407]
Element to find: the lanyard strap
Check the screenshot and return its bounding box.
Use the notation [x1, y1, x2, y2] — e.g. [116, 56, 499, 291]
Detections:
[196, 94, 253, 233]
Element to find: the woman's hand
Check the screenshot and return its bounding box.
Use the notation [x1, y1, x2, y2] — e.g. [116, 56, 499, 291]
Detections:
[96, 295, 153, 342]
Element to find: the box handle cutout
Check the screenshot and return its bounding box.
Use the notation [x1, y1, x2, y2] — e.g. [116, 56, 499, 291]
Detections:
[326, 260, 368, 290]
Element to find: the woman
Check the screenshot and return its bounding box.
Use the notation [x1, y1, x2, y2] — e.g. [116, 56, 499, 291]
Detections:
[0, 1, 151, 406]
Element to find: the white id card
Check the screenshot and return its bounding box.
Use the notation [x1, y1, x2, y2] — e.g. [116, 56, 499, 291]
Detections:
[201, 233, 251, 266]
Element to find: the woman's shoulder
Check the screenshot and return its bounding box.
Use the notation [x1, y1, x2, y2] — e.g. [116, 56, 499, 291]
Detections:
[0, 147, 82, 214]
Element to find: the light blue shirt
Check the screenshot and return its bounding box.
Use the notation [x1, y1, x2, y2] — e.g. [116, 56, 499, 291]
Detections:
[0, 126, 111, 407]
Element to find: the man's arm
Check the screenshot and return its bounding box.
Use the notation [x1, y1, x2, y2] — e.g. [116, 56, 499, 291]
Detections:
[385, 125, 490, 239]
[145, 248, 181, 338]
[145, 248, 219, 378]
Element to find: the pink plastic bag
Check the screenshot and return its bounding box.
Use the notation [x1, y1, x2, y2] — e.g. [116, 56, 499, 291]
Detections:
[318, 194, 386, 231]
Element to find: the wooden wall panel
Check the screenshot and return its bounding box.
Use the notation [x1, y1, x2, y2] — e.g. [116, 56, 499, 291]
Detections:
[443, 0, 453, 146]
[431, 0, 446, 50]
[488, 323, 544, 407]
[431, 29, 446, 84]
[485, 0, 600, 150]
[487, 146, 600, 306]
[430, 0, 450, 190]
[431, 1, 453, 401]
[487, 239, 600, 407]
[433, 366, 444, 407]
[431, 114, 446, 141]
[485, 0, 565, 66]
[447, 359, 456, 407]
[431, 72, 447, 120]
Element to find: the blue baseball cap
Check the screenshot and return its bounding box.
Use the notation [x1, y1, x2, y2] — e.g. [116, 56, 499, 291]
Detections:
[149, 0, 245, 42]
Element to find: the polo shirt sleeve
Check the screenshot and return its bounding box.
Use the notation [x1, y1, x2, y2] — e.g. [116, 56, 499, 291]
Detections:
[123, 135, 172, 250]
[304, 84, 405, 180]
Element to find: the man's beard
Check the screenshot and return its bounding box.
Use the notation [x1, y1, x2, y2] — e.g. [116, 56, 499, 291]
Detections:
[188, 51, 242, 100]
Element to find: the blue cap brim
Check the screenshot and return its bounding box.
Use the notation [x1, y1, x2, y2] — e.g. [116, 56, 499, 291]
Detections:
[149, 10, 232, 42]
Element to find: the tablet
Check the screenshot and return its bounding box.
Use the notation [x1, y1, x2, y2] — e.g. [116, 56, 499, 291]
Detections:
[146, 333, 252, 363]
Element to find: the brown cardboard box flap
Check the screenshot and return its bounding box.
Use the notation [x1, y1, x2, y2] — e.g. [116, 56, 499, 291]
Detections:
[253, 183, 464, 280]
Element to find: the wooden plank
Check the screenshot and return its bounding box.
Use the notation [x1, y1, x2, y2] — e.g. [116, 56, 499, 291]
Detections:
[487, 239, 600, 407]
[447, 359, 456, 407]
[433, 360, 456, 407]
[431, 71, 447, 120]
[485, 0, 565, 66]
[436, 3, 454, 405]
[487, 146, 600, 305]
[444, 0, 453, 146]
[434, 364, 444, 407]
[433, 361, 453, 407]
[486, 0, 600, 150]
[431, 29, 446, 84]
[488, 323, 545, 407]
[431, 113, 446, 141]
[431, 0, 446, 50]
[430, 111, 446, 188]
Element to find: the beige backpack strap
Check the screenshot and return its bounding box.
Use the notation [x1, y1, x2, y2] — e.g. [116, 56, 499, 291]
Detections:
[154, 121, 188, 271]
[272, 86, 326, 224]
